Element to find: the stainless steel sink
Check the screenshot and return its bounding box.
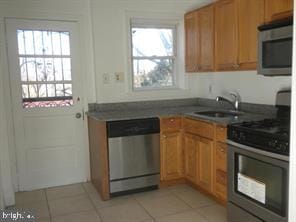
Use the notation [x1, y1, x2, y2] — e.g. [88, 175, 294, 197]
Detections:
[193, 110, 244, 118]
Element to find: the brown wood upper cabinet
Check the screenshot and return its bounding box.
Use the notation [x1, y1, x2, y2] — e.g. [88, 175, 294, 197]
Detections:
[265, 0, 293, 22]
[238, 0, 265, 70]
[215, 0, 265, 71]
[185, 11, 198, 72]
[185, 4, 214, 72]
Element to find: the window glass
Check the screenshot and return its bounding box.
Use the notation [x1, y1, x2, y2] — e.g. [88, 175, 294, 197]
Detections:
[131, 26, 176, 89]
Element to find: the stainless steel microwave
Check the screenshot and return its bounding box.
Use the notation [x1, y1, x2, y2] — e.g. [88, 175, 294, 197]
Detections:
[257, 19, 293, 76]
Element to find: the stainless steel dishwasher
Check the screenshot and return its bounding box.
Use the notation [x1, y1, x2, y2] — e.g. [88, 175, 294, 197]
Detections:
[107, 118, 160, 196]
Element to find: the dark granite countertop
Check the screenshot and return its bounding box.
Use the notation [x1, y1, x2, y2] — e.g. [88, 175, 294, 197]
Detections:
[87, 105, 270, 125]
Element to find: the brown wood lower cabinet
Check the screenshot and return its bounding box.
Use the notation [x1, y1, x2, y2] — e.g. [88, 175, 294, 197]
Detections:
[184, 128, 214, 194]
[160, 131, 183, 181]
[214, 141, 228, 202]
[184, 133, 198, 183]
[183, 118, 227, 203]
[160, 117, 184, 184]
[197, 137, 214, 192]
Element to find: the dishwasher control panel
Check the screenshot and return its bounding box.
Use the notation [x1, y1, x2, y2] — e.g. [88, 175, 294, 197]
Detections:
[107, 118, 160, 138]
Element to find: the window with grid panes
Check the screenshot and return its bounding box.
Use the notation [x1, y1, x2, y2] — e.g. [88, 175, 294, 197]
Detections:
[131, 25, 176, 90]
[17, 30, 73, 108]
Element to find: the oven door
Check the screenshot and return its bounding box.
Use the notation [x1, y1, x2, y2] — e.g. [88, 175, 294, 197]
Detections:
[228, 141, 289, 222]
[258, 25, 292, 76]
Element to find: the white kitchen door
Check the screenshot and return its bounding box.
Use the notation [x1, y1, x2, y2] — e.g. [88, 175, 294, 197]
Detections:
[5, 19, 87, 191]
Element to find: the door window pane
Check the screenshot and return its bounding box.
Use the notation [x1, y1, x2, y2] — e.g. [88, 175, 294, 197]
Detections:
[63, 58, 71, 81]
[61, 32, 70, 55]
[26, 58, 37, 81]
[19, 57, 28, 81]
[17, 30, 25, 55]
[24, 31, 34, 55]
[52, 32, 62, 55]
[17, 29, 73, 108]
[33, 31, 44, 55]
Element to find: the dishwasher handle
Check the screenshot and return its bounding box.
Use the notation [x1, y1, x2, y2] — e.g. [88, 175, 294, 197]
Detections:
[107, 118, 160, 138]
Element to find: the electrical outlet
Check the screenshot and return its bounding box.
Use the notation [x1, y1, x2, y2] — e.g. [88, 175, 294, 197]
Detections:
[114, 72, 124, 83]
[103, 73, 110, 84]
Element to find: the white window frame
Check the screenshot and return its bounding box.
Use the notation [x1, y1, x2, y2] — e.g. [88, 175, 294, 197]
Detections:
[130, 20, 178, 91]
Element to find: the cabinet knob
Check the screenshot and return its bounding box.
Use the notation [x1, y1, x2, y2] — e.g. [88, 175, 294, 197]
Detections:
[233, 63, 240, 69]
[220, 148, 225, 153]
[170, 119, 175, 122]
[163, 135, 167, 138]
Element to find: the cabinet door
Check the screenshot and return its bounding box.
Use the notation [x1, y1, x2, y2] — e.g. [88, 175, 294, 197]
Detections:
[238, 0, 265, 70]
[197, 137, 214, 192]
[215, 0, 239, 70]
[199, 4, 214, 71]
[160, 131, 183, 181]
[215, 142, 227, 172]
[215, 169, 227, 201]
[265, 0, 293, 22]
[185, 11, 199, 72]
[215, 142, 227, 201]
[184, 133, 198, 183]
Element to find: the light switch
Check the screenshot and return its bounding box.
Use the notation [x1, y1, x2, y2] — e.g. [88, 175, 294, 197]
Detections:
[103, 73, 110, 84]
[114, 72, 124, 83]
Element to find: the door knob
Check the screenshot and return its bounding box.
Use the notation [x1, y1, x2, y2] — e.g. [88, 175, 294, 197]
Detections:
[75, 113, 82, 119]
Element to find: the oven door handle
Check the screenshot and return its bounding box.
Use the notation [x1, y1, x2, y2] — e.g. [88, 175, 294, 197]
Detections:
[227, 140, 289, 162]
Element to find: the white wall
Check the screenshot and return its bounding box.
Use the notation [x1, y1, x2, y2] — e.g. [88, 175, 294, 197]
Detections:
[190, 71, 291, 105]
[90, 0, 212, 103]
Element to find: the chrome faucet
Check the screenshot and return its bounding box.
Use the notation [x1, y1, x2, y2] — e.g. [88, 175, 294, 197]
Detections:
[216, 93, 240, 111]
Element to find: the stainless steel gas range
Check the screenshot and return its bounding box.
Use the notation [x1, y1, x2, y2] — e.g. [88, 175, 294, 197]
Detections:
[227, 90, 290, 222]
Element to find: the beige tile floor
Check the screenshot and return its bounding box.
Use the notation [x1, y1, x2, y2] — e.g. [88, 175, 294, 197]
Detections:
[9, 183, 227, 222]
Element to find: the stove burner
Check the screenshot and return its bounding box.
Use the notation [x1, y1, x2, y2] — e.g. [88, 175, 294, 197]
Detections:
[240, 119, 281, 128]
[228, 118, 290, 156]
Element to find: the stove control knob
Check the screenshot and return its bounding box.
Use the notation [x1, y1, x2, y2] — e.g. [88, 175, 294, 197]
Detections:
[269, 140, 278, 149]
[278, 143, 284, 151]
[273, 140, 279, 148]
[284, 143, 289, 153]
[231, 131, 238, 139]
[279, 142, 289, 153]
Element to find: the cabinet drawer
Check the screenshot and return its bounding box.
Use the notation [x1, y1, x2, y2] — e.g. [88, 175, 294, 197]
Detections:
[216, 125, 227, 142]
[160, 117, 182, 131]
[216, 142, 227, 171]
[184, 118, 214, 139]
